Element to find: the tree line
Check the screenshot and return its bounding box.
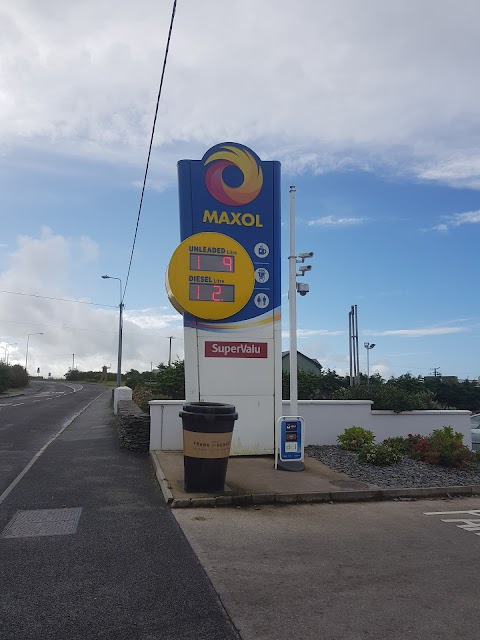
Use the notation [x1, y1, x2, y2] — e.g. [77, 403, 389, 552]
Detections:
[122, 363, 480, 414]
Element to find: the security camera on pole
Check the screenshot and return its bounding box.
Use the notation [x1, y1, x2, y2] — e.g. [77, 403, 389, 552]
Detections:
[275, 186, 313, 472]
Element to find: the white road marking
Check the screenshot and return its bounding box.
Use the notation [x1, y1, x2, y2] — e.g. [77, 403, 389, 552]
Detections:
[9, 403, 24, 407]
[0, 390, 108, 506]
[424, 509, 480, 536]
[424, 509, 480, 516]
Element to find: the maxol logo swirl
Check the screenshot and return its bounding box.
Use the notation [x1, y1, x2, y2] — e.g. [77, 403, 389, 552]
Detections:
[204, 144, 263, 206]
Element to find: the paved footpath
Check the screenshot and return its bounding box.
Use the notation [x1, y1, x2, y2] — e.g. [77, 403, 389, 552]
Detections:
[0, 391, 239, 640]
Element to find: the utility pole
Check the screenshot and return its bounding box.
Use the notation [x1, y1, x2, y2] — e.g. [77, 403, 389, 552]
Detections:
[431, 367, 441, 377]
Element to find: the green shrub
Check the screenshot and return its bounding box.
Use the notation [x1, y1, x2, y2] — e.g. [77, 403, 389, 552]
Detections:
[9, 364, 28, 389]
[0, 362, 9, 393]
[126, 369, 145, 389]
[132, 386, 171, 413]
[406, 427, 477, 470]
[382, 436, 409, 456]
[358, 442, 402, 466]
[337, 426, 375, 451]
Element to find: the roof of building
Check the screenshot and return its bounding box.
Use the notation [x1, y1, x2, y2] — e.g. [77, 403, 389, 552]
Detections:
[282, 350, 322, 368]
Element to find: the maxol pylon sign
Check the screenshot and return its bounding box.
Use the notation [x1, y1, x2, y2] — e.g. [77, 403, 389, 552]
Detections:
[166, 142, 282, 455]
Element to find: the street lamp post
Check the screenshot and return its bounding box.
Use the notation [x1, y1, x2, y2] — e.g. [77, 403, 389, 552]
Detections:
[5, 343, 18, 365]
[364, 342, 376, 384]
[25, 333, 43, 372]
[102, 275, 123, 388]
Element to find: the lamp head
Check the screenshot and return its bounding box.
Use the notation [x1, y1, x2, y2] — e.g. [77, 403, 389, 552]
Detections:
[101, 275, 110, 279]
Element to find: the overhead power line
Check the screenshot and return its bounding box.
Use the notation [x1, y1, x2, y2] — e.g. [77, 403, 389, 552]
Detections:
[123, 0, 178, 301]
[0, 319, 112, 333]
[0, 289, 117, 308]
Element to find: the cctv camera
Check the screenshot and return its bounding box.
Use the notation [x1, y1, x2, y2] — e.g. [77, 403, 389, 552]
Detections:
[298, 265, 312, 273]
[296, 282, 309, 296]
[298, 251, 314, 259]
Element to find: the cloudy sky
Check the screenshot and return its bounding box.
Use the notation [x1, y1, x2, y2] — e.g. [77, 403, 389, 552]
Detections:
[1, 0, 480, 380]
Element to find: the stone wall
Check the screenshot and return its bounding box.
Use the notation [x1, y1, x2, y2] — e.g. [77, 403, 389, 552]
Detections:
[117, 399, 150, 452]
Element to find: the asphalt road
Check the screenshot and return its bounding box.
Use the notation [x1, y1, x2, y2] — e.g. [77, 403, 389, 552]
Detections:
[0, 381, 102, 496]
[0, 387, 239, 640]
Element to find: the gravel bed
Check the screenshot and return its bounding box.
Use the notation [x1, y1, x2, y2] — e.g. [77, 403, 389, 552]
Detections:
[306, 445, 480, 489]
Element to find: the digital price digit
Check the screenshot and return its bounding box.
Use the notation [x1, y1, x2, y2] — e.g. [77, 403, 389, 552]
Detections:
[190, 254, 235, 272]
[189, 283, 235, 302]
[212, 285, 222, 301]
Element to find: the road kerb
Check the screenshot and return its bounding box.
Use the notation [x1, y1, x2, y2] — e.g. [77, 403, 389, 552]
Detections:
[148, 454, 480, 508]
[150, 451, 173, 505]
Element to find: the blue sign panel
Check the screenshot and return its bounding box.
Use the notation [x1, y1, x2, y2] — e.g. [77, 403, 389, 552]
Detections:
[280, 418, 303, 461]
[178, 142, 281, 329]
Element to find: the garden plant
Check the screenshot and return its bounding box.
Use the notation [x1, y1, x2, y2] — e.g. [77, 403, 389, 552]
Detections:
[337, 425, 480, 469]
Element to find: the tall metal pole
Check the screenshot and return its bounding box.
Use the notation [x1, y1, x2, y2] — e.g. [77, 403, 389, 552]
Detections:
[117, 282, 123, 388]
[102, 275, 123, 388]
[288, 186, 298, 417]
[25, 335, 30, 370]
[25, 333, 43, 372]
[167, 336, 175, 366]
[354, 305, 360, 385]
[348, 308, 353, 386]
[5, 343, 17, 365]
[364, 342, 375, 384]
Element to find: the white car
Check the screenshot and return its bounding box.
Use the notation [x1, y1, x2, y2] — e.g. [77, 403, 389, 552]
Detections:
[471, 414, 480, 451]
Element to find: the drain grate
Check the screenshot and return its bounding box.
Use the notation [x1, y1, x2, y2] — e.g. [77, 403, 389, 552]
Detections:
[1, 507, 82, 538]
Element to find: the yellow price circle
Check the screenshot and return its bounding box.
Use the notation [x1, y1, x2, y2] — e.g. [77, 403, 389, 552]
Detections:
[166, 232, 255, 320]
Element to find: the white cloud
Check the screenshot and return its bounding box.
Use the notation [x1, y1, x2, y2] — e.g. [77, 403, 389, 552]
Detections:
[0, 230, 183, 376]
[281, 328, 343, 339]
[429, 209, 480, 232]
[79, 236, 100, 262]
[417, 152, 480, 189]
[307, 216, 367, 227]
[431, 223, 449, 233]
[365, 327, 467, 338]
[2, 1, 480, 187]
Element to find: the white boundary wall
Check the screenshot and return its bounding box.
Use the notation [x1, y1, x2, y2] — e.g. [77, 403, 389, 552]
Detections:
[149, 399, 473, 451]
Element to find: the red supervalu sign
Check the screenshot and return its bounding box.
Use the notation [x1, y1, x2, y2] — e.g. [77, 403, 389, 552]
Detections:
[205, 341, 268, 358]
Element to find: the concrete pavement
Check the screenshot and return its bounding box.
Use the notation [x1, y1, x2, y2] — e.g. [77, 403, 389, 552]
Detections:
[174, 497, 480, 640]
[152, 450, 480, 507]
